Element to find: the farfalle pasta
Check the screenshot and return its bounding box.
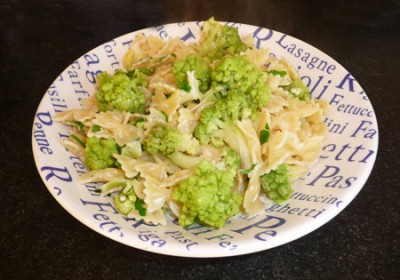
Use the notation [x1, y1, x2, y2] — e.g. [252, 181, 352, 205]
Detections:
[54, 18, 329, 227]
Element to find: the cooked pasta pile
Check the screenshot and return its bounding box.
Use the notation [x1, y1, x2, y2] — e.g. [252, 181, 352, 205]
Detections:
[54, 21, 329, 227]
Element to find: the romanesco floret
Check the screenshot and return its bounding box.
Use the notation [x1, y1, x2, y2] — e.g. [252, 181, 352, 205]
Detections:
[194, 17, 248, 61]
[95, 70, 147, 113]
[194, 102, 225, 146]
[101, 180, 147, 216]
[143, 123, 199, 155]
[285, 79, 311, 101]
[84, 137, 120, 170]
[221, 147, 241, 176]
[115, 191, 147, 216]
[260, 163, 294, 203]
[194, 90, 254, 146]
[172, 159, 242, 228]
[112, 183, 137, 215]
[173, 54, 211, 92]
[211, 55, 270, 107]
[194, 55, 272, 146]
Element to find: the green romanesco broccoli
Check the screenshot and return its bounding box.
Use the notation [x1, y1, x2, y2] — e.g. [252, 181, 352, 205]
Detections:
[143, 123, 199, 155]
[211, 55, 270, 107]
[193, 99, 225, 146]
[112, 182, 138, 215]
[114, 187, 147, 216]
[194, 55, 271, 146]
[173, 53, 211, 92]
[285, 79, 311, 101]
[84, 137, 120, 170]
[220, 146, 241, 176]
[194, 91, 250, 146]
[194, 17, 248, 61]
[172, 159, 242, 228]
[260, 163, 294, 203]
[95, 69, 147, 113]
[101, 180, 147, 216]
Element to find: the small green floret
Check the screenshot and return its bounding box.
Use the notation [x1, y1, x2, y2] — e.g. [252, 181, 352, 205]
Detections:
[143, 123, 199, 155]
[211, 55, 270, 107]
[194, 17, 248, 61]
[260, 164, 293, 203]
[194, 101, 223, 146]
[194, 90, 257, 146]
[221, 147, 241, 176]
[174, 54, 211, 92]
[112, 183, 137, 215]
[172, 160, 242, 228]
[101, 180, 146, 216]
[84, 137, 120, 170]
[113, 184, 147, 216]
[285, 79, 311, 101]
[95, 70, 147, 113]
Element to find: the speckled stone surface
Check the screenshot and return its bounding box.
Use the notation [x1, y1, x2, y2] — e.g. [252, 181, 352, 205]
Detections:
[1, 0, 399, 279]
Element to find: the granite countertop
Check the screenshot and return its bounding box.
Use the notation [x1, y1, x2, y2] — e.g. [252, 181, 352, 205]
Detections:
[1, 0, 399, 279]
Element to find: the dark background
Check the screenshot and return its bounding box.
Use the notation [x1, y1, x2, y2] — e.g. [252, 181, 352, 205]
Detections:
[1, 0, 399, 279]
